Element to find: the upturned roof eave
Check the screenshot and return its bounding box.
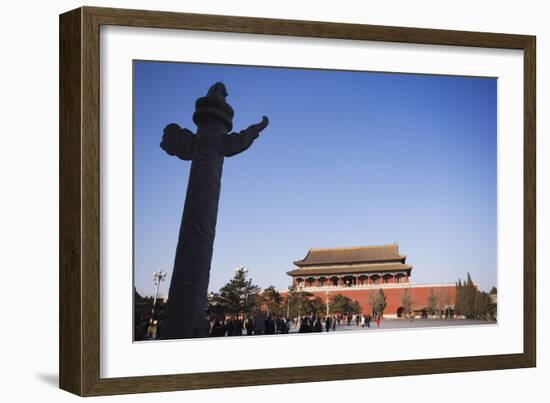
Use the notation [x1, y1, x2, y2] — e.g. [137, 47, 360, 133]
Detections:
[293, 256, 407, 267]
[287, 264, 413, 276]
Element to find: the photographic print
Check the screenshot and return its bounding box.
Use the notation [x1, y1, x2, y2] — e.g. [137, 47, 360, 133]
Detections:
[60, 7, 535, 394]
[133, 61, 498, 342]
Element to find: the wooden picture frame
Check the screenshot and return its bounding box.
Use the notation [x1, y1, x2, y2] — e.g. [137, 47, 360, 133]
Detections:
[59, 6, 536, 396]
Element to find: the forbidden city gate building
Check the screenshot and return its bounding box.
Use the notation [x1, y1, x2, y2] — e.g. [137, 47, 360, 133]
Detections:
[286, 243, 457, 318]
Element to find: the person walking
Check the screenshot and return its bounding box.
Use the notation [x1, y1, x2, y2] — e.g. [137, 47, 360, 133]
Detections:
[325, 316, 331, 332]
[245, 316, 254, 335]
[210, 318, 223, 337]
[226, 317, 235, 336]
[254, 311, 266, 335]
[147, 320, 158, 339]
[305, 317, 313, 333]
[375, 314, 381, 328]
[219, 317, 228, 336]
[265, 314, 275, 335]
[314, 317, 323, 332]
[235, 317, 243, 336]
[281, 317, 289, 334]
[298, 317, 307, 333]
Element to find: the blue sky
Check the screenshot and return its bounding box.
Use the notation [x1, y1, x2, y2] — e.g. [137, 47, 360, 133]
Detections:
[133, 61, 497, 298]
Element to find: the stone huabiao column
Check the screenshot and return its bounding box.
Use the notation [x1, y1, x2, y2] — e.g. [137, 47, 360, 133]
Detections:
[160, 82, 269, 339]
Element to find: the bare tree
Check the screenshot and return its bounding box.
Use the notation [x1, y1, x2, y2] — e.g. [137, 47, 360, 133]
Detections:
[435, 289, 450, 319]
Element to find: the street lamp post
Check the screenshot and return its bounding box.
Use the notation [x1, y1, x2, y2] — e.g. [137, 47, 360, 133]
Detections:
[150, 270, 166, 339]
[151, 270, 166, 316]
[297, 282, 304, 328]
[286, 289, 290, 319]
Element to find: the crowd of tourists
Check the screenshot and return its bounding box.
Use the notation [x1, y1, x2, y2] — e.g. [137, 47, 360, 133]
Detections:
[297, 313, 381, 333]
[208, 312, 292, 336]
[207, 312, 383, 337]
[136, 311, 383, 340]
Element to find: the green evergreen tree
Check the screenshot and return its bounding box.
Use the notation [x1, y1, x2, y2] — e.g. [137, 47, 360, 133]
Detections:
[368, 289, 387, 316]
[474, 291, 492, 320]
[216, 268, 261, 315]
[262, 285, 282, 315]
[455, 279, 464, 315]
[206, 291, 225, 316]
[349, 300, 362, 315]
[488, 286, 498, 320]
[282, 286, 313, 318]
[329, 294, 361, 315]
[455, 273, 494, 320]
[464, 273, 478, 319]
[306, 296, 327, 315]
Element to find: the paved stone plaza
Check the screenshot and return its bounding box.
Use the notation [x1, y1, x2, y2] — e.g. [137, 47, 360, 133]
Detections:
[289, 319, 496, 333]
